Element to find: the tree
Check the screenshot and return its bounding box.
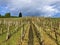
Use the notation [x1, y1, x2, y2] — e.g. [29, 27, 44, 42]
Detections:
[19, 12, 22, 17]
[5, 13, 11, 17]
[0, 14, 1, 17]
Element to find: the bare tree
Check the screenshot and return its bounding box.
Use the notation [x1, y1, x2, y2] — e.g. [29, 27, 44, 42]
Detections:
[6, 24, 11, 41]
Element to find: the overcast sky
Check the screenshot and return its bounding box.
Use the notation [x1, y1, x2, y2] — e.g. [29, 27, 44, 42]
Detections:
[0, 0, 60, 17]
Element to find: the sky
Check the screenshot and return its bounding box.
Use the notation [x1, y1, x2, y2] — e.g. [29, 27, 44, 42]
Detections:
[0, 0, 60, 17]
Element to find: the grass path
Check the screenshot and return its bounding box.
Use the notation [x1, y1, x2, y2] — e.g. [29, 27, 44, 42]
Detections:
[22, 21, 43, 45]
[21, 22, 30, 45]
[28, 23, 34, 45]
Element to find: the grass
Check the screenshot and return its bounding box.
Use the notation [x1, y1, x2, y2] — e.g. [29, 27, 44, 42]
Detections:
[0, 17, 60, 45]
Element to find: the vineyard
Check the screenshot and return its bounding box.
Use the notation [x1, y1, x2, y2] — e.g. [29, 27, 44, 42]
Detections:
[0, 17, 60, 45]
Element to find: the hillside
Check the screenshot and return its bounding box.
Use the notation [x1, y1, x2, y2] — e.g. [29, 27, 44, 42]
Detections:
[0, 17, 60, 45]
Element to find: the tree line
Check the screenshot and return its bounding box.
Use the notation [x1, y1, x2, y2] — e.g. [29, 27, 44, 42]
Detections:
[0, 12, 22, 18]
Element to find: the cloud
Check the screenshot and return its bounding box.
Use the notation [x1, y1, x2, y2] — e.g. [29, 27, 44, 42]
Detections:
[0, 0, 60, 17]
[38, 5, 59, 17]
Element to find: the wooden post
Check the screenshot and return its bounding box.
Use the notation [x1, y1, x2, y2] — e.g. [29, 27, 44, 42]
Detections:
[54, 21, 59, 45]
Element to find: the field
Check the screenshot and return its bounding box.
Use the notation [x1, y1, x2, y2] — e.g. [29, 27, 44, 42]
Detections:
[0, 17, 60, 45]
